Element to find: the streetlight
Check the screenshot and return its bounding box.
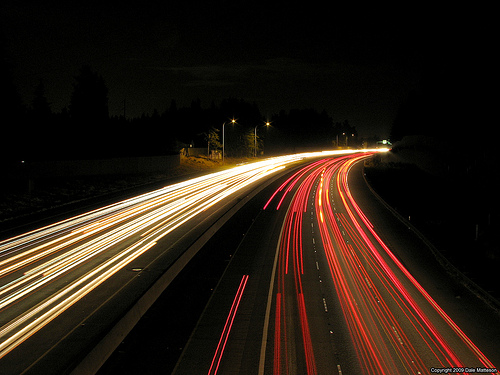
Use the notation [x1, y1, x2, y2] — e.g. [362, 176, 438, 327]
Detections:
[254, 121, 271, 157]
[222, 118, 236, 162]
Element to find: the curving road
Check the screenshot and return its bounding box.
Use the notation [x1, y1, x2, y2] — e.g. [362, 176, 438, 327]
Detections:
[0, 151, 374, 374]
[271, 154, 495, 373]
[174, 153, 498, 374]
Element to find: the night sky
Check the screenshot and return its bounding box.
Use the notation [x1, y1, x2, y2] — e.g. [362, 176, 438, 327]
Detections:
[0, 2, 492, 138]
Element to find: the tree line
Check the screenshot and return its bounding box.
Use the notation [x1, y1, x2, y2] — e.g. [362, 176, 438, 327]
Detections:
[2, 65, 363, 162]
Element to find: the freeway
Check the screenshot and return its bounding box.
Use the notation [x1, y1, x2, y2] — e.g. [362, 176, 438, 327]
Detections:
[174, 153, 498, 374]
[0, 150, 374, 374]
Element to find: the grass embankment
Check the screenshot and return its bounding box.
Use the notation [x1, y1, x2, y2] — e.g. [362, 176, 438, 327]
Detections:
[364, 150, 499, 301]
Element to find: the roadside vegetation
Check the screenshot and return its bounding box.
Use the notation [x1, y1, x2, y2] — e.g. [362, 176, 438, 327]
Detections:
[364, 143, 499, 302]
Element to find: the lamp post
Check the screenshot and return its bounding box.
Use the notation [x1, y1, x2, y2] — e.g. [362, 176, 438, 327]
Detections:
[254, 121, 270, 157]
[222, 118, 236, 163]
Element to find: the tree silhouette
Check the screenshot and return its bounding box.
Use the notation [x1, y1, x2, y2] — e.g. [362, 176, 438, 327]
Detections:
[31, 80, 52, 120]
[271, 108, 336, 151]
[69, 65, 109, 124]
[1, 40, 26, 160]
[68, 65, 110, 158]
[203, 126, 222, 157]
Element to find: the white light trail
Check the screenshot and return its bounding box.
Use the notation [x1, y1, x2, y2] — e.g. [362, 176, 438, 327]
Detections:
[0, 149, 386, 360]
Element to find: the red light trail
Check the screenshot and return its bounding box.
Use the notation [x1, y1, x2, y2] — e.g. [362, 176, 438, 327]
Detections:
[264, 153, 496, 374]
[0, 149, 384, 372]
[208, 274, 249, 375]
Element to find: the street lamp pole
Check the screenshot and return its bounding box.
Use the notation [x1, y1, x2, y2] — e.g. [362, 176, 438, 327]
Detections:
[223, 118, 236, 163]
[254, 125, 257, 157]
[254, 121, 270, 158]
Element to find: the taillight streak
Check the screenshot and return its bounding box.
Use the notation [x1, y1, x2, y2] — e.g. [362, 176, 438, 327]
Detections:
[208, 274, 249, 375]
[265, 152, 494, 374]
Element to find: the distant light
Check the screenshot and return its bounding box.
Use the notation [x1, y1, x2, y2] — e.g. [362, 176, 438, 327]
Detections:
[376, 139, 392, 147]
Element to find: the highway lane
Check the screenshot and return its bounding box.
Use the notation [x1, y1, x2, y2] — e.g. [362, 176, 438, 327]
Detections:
[174, 153, 497, 374]
[269, 154, 497, 373]
[0, 151, 376, 374]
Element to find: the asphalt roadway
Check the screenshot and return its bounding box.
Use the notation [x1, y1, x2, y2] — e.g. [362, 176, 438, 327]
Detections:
[0, 154, 328, 374]
[171, 155, 499, 374]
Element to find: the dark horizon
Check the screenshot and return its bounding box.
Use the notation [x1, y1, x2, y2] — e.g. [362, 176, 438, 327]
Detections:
[1, 3, 495, 158]
[1, 2, 441, 140]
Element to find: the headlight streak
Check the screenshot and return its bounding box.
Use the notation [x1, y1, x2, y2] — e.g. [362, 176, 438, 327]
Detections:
[263, 152, 495, 374]
[0, 239, 157, 358]
[0, 150, 383, 363]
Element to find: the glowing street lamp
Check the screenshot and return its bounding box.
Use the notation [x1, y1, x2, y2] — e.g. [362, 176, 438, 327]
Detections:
[254, 121, 271, 157]
[222, 118, 236, 162]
